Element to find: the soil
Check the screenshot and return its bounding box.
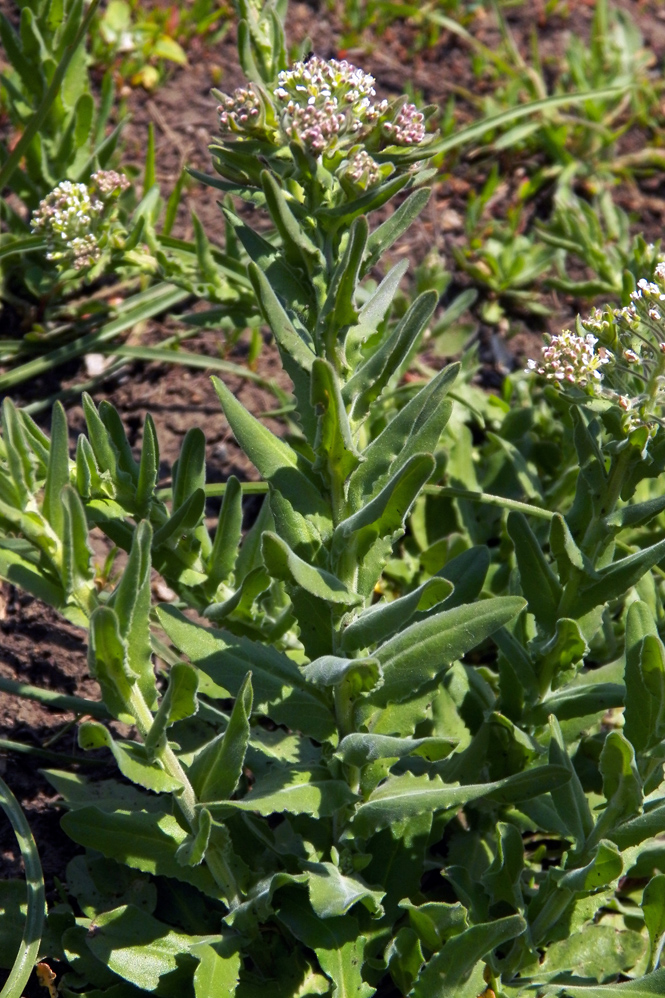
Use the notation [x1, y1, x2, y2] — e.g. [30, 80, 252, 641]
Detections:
[3, 0, 665, 991]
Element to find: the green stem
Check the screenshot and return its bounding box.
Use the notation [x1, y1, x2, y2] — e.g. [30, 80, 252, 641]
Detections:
[0, 737, 103, 766]
[0, 676, 111, 720]
[0, 777, 45, 998]
[126, 684, 241, 907]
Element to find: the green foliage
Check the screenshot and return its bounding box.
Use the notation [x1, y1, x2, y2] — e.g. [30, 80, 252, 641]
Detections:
[3, 1, 665, 996]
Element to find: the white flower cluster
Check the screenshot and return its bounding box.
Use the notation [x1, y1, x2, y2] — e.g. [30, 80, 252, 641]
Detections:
[383, 101, 426, 146]
[31, 181, 104, 271]
[216, 56, 428, 164]
[340, 148, 382, 189]
[527, 330, 611, 388]
[31, 172, 130, 273]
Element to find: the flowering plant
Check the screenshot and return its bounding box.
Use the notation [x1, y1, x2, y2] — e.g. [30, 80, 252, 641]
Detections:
[5, 4, 665, 998]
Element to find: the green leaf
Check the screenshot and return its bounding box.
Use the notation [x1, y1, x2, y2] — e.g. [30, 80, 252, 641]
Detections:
[362, 596, 525, 709]
[78, 721, 182, 793]
[480, 821, 524, 910]
[206, 475, 243, 592]
[84, 904, 200, 991]
[156, 605, 335, 740]
[175, 807, 212, 867]
[262, 531, 361, 606]
[135, 413, 159, 518]
[152, 488, 206, 548]
[550, 513, 586, 585]
[536, 618, 589, 694]
[207, 770, 357, 817]
[317, 215, 367, 350]
[556, 840, 623, 892]
[625, 601, 663, 753]
[335, 733, 456, 767]
[604, 495, 665, 533]
[508, 511, 561, 632]
[347, 364, 458, 505]
[344, 291, 438, 422]
[144, 661, 199, 759]
[61, 483, 94, 603]
[43, 401, 69, 540]
[401, 900, 468, 951]
[107, 520, 156, 710]
[306, 862, 384, 918]
[311, 358, 361, 491]
[173, 427, 206, 511]
[193, 940, 241, 998]
[277, 898, 375, 998]
[644, 875, 665, 972]
[247, 261, 316, 369]
[302, 655, 381, 694]
[540, 925, 646, 987]
[204, 565, 271, 623]
[88, 606, 134, 723]
[212, 376, 331, 529]
[549, 715, 594, 845]
[341, 577, 453, 652]
[60, 807, 221, 897]
[261, 170, 323, 275]
[363, 188, 431, 274]
[189, 672, 252, 803]
[351, 766, 569, 837]
[530, 682, 625, 724]
[411, 914, 526, 998]
[543, 972, 665, 998]
[576, 538, 665, 619]
[591, 731, 643, 845]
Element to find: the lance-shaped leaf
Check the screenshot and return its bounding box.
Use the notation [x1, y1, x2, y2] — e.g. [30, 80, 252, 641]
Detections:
[549, 715, 594, 845]
[555, 840, 623, 892]
[107, 520, 156, 709]
[542, 968, 665, 998]
[135, 413, 159, 519]
[99, 400, 140, 484]
[351, 766, 569, 837]
[550, 512, 588, 585]
[206, 769, 357, 817]
[43, 401, 69, 540]
[1, 398, 35, 506]
[261, 170, 324, 275]
[411, 914, 526, 998]
[432, 544, 489, 611]
[61, 806, 221, 897]
[306, 862, 384, 918]
[348, 364, 458, 504]
[362, 187, 431, 275]
[336, 733, 456, 767]
[508, 511, 561, 632]
[604, 494, 665, 534]
[88, 606, 135, 723]
[361, 596, 525, 708]
[145, 661, 199, 760]
[625, 600, 662, 753]
[311, 358, 362, 491]
[400, 900, 468, 951]
[277, 898, 374, 998]
[317, 215, 367, 351]
[188, 672, 253, 804]
[61, 484, 95, 605]
[262, 531, 361, 606]
[590, 731, 643, 846]
[536, 617, 589, 694]
[152, 488, 205, 549]
[204, 565, 271, 623]
[611, 803, 665, 850]
[480, 822, 524, 911]
[193, 939, 241, 997]
[78, 721, 182, 794]
[341, 577, 453, 652]
[333, 454, 435, 587]
[206, 475, 243, 592]
[213, 376, 331, 529]
[156, 605, 335, 740]
[225, 207, 312, 307]
[529, 682, 625, 724]
[172, 427, 206, 511]
[644, 875, 665, 973]
[345, 258, 408, 359]
[343, 291, 438, 423]
[175, 807, 212, 867]
[575, 537, 665, 619]
[302, 655, 382, 695]
[248, 261, 316, 369]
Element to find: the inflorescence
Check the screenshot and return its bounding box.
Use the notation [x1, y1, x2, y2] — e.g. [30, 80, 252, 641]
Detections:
[31, 171, 130, 273]
[215, 55, 428, 178]
[529, 262, 665, 437]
